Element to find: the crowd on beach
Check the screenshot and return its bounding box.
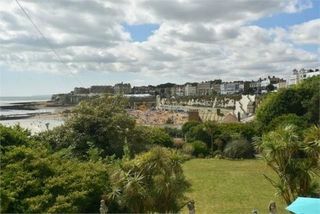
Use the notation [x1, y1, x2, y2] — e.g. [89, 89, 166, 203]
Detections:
[128, 109, 188, 126]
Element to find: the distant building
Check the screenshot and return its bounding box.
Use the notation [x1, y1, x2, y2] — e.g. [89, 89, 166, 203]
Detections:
[288, 68, 320, 86]
[174, 85, 185, 97]
[212, 83, 221, 94]
[73, 87, 89, 94]
[132, 85, 155, 95]
[90, 85, 114, 94]
[274, 81, 287, 90]
[197, 82, 211, 96]
[185, 83, 197, 96]
[114, 82, 131, 94]
[220, 82, 242, 95]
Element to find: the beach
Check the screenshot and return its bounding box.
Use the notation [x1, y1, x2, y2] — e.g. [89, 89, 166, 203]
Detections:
[0, 96, 71, 134]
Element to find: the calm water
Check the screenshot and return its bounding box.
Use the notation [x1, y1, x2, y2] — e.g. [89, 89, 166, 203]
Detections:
[0, 95, 52, 116]
[0, 95, 65, 133]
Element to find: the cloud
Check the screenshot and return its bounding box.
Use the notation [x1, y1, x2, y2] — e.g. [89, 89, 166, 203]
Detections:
[289, 19, 320, 45]
[0, 0, 318, 84]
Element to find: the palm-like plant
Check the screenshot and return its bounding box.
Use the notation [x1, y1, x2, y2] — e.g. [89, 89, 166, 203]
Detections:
[256, 125, 320, 205]
[107, 147, 190, 213]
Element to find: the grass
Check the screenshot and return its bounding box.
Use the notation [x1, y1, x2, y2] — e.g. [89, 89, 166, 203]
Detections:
[182, 158, 288, 214]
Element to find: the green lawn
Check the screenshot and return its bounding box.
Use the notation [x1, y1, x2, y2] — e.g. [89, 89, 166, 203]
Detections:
[182, 159, 288, 214]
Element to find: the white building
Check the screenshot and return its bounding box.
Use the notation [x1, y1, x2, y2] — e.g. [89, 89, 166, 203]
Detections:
[184, 84, 197, 96]
[288, 68, 320, 86]
[220, 82, 243, 95]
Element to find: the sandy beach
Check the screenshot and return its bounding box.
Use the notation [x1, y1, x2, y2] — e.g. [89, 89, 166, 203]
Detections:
[0, 100, 72, 134]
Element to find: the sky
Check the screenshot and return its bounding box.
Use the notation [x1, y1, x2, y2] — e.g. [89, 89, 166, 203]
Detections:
[0, 0, 319, 96]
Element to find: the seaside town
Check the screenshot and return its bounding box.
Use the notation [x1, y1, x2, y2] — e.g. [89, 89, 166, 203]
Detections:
[48, 68, 319, 125]
[2, 1, 320, 213]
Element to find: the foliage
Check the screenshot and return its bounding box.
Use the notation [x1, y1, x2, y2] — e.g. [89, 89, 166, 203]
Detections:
[223, 138, 255, 159]
[297, 76, 320, 124]
[218, 122, 258, 141]
[266, 113, 308, 133]
[0, 127, 110, 213]
[256, 76, 320, 129]
[164, 126, 184, 138]
[191, 140, 208, 157]
[148, 127, 174, 147]
[256, 125, 320, 205]
[107, 147, 190, 213]
[181, 143, 194, 157]
[266, 84, 275, 92]
[66, 95, 136, 158]
[36, 95, 136, 158]
[181, 121, 201, 135]
[0, 124, 30, 152]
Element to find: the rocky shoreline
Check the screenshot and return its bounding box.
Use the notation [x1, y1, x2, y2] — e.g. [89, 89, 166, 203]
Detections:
[0, 100, 73, 120]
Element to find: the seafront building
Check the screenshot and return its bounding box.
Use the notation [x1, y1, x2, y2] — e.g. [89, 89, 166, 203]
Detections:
[288, 68, 320, 86]
[51, 67, 319, 105]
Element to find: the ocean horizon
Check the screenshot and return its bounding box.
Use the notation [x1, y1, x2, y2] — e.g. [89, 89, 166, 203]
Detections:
[0, 95, 52, 107]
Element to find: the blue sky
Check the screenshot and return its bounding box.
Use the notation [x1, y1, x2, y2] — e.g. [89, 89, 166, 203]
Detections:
[123, 23, 159, 42]
[0, 0, 319, 96]
[252, 0, 319, 28]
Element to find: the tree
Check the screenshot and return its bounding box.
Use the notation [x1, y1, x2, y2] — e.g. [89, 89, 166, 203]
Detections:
[0, 124, 30, 152]
[266, 114, 308, 133]
[256, 125, 320, 205]
[1, 127, 111, 213]
[107, 147, 190, 213]
[191, 140, 208, 157]
[256, 76, 320, 130]
[182, 121, 201, 135]
[36, 95, 136, 159]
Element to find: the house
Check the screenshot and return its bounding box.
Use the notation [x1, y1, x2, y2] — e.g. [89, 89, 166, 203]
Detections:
[184, 83, 197, 96]
[220, 82, 243, 95]
[197, 82, 211, 96]
[288, 68, 320, 86]
[73, 87, 89, 94]
[132, 85, 156, 95]
[90, 85, 114, 94]
[114, 82, 131, 94]
[174, 85, 185, 97]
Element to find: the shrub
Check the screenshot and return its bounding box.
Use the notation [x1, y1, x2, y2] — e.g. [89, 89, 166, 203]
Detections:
[182, 121, 201, 134]
[1, 127, 110, 213]
[108, 147, 190, 213]
[164, 127, 183, 138]
[182, 143, 194, 157]
[266, 114, 308, 133]
[223, 138, 255, 159]
[191, 140, 208, 157]
[149, 127, 174, 147]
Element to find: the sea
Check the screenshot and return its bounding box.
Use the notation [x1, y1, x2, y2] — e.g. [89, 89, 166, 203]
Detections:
[0, 95, 64, 133]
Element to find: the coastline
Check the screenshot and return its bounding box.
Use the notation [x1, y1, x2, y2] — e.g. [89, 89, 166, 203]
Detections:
[0, 100, 73, 133]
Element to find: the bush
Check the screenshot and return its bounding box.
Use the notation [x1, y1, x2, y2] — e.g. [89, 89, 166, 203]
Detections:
[0, 124, 30, 152]
[149, 127, 174, 147]
[1, 127, 110, 213]
[223, 138, 255, 159]
[164, 127, 183, 138]
[108, 147, 190, 213]
[256, 76, 320, 129]
[182, 143, 194, 157]
[266, 114, 308, 133]
[191, 141, 208, 157]
[182, 121, 201, 134]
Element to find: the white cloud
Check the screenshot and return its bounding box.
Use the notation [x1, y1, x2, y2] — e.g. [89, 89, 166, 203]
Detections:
[289, 19, 320, 45]
[0, 0, 318, 84]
